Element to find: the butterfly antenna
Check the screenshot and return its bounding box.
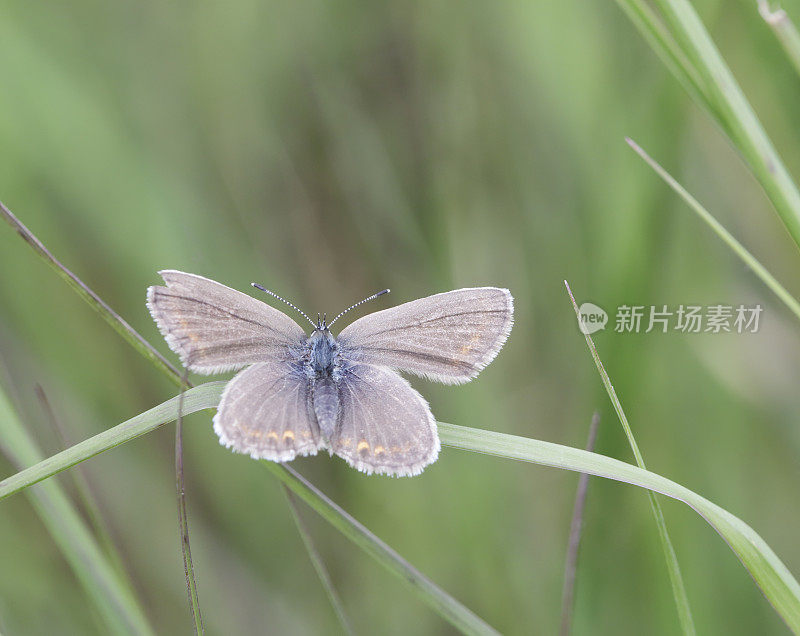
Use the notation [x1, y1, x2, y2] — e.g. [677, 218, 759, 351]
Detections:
[251, 283, 317, 328]
[328, 289, 390, 327]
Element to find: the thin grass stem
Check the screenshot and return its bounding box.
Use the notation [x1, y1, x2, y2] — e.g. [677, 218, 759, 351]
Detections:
[34, 384, 130, 581]
[266, 463, 499, 636]
[176, 373, 204, 634]
[565, 281, 695, 635]
[283, 487, 355, 636]
[626, 137, 800, 323]
[0, 199, 184, 386]
[559, 411, 600, 636]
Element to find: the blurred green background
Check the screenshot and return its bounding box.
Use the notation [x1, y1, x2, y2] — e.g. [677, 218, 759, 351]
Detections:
[1, 0, 800, 633]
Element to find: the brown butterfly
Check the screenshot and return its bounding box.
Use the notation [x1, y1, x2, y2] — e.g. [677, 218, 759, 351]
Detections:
[148, 270, 513, 476]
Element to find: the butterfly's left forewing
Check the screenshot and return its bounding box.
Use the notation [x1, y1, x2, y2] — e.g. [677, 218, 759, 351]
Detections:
[147, 270, 305, 374]
[331, 364, 439, 477]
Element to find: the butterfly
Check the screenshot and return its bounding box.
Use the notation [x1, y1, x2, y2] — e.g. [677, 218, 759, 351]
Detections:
[147, 270, 513, 476]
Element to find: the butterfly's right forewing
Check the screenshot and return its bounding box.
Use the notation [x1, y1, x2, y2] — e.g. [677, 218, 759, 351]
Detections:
[338, 287, 513, 384]
[147, 270, 305, 374]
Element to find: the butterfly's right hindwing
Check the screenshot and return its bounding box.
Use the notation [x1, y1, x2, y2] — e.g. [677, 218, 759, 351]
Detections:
[331, 364, 439, 477]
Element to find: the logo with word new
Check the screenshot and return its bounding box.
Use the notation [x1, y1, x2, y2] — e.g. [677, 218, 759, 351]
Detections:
[577, 303, 608, 334]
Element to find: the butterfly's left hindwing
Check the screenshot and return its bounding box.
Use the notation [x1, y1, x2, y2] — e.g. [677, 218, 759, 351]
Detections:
[214, 362, 324, 461]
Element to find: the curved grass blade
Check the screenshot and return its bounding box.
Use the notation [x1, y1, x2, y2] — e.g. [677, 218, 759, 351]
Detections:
[0, 382, 228, 501]
[1, 382, 798, 630]
[283, 487, 355, 636]
[626, 138, 800, 322]
[439, 422, 800, 631]
[565, 281, 695, 634]
[0, 383, 154, 635]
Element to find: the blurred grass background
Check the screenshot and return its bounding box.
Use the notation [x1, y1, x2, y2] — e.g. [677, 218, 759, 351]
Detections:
[1, 0, 800, 633]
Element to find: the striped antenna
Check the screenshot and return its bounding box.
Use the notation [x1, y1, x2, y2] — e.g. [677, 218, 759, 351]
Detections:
[251, 283, 317, 328]
[328, 289, 390, 327]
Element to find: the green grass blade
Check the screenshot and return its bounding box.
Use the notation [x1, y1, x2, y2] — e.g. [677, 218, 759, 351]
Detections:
[0, 382, 228, 501]
[2, 381, 799, 630]
[438, 422, 800, 630]
[0, 384, 154, 635]
[626, 137, 800, 322]
[283, 487, 355, 636]
[758, 1, 800, 79]
[34, 384, 133, 586]
[614, 0, 719, 122]
[269, 464, 498, 636]
[652, 0, 800, 248]
[565, 281, 696, 635]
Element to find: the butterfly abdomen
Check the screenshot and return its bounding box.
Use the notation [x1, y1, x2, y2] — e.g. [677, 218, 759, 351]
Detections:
[313, 377, 340, 441]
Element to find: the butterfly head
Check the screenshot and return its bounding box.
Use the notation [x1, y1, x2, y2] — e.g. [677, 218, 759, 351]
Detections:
[315, 313, 330, 332]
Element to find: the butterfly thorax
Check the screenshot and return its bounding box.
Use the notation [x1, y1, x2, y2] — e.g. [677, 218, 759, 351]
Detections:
[307, 329, 340, 378]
